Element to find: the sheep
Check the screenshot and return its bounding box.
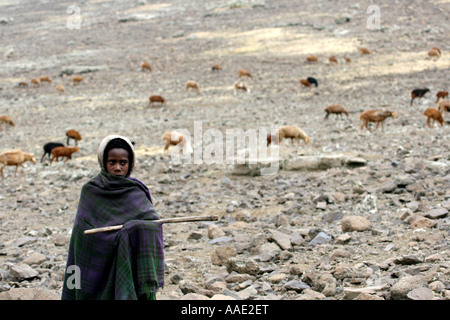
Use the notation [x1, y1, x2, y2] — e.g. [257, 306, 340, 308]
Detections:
[0, 115, 16, 131]
[328, 56, 338, 64]
[238, 69, 252, 79]
[423, 107, 444, 128]
[41, 142, 64, 162]
[186, 80, 200, 93]
[56, 84, 65, 93]
[18, 81, 28, 87]
[359, 109, 398, 132]
[299, 79, 311, 87]
[212, 64, 222, 71]
[31, 78, 40, 87]
[161, 131, 193, 154]
[39, 76, 52, 83]
[428, 47, 441, 58]
[72, 76, 83, 85]
[437, 99, 450, 114]
[66, 129, 82, 146]
[50, 146, 80, 164]
[359, 48, 371, 55]
[306, 77, 318, 87]
[324, 104, 349, 120]
[141, 62, 152, 72]
[234, 82, 248, 93]
[267, 125, 311, 147]
[410, 88, 430, 106]
[344, 57, 352, 63]
[436, 91, 448, 102]
[0, 150, 36, 179]
[306, 55, 318, 62]
[148, 95, 166, 107]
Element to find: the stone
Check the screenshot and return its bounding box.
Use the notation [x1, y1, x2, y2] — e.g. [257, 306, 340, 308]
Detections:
[0, 288, 60, 300]
[390, 275, 428, 300]
[284, 280, 310, 292]
[341, 216, 371, 232]
[268, 229, 292, 250]
[208, 224, 225, 239]
[23, 253, 47, 266]
[424, 208, 448, 219]
[9, 264, 39, 281]
[211, 245, 237, 266]
[406, 287, 434, 300]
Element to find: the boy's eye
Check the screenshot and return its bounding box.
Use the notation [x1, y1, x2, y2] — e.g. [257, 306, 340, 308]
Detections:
[120, 161, 128, 166]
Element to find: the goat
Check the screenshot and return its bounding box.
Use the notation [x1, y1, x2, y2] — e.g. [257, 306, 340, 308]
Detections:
[41, 142, 64, 162]
[359, 48, 371, 55]
[324, 104, 349, 120]
[423, 107, 444, 128]
[267, 125, 311, 147]
[40, 76, 52, 83]
[31, 78, 40, 87]
[328, 56, 338, 64]
[239, 69, 252, 79]
[18, 81, 28, 87]
[50, 146, 80, 164]
[72, 76, 83, 85]
[306, 55, 318, 62]
[299, 79, 311, 87]
[161, 131, 193, 154]
[360, 109, 398, 132]
[66, 129, 82, 146]
[428, 47, 441, 58]
[212, 64, 222, 71]
[141, 62, 152, 72]
[0, 150, 36, 179]
[436, 91, 448, 102]
[56, 84, 65, 93]
[437, 99, 450, 114]
[234, 82, 248, 93]
[307, 77, 318, 87]
[0, 115, 16, 131]
[186, 80, 200, 93]
[148, 95, 166, 107]
[410, 88, 430, 106]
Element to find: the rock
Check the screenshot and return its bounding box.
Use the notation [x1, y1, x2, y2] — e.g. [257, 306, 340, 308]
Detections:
[406, 287, 434, 300]
[208, 224, 225, 239]
[268, 229, 291, 250]
[393, 254, 424, 265]
[308, 232, 332, 245]
[59, 65, 108, 76]
[226, 258, 260, 275]
[390, 275, 428, 300]
[409, 216, 437, 229]
[53, 235, 70, 246]
[283, 153, 366, 171]
[424, 208, 448, 219]
[284, 280, 310, 292]
[23, 253, 47, 266]
[211, 245, 237, 266]
[0, 288, 60, 300]
[9, 264, 39, 281]
[341, 216, 371, 232]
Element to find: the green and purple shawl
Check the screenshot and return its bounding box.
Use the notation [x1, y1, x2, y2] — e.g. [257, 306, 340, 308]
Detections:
[61, 171, 164, 300]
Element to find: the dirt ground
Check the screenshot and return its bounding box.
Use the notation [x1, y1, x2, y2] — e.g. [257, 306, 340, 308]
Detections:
[0, 0, 449, 300]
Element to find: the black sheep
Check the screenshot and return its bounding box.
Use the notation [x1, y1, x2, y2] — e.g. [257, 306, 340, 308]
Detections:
[307, 77, 318, 87]
[41, 142, 64, 162]
[410, 88, 430, 106]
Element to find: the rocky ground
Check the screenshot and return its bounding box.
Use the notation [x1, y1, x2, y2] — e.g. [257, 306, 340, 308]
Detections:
[0, 0, 449, 300]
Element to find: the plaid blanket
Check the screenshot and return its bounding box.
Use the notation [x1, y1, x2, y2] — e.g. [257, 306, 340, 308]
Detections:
[61, 171, 164, 300]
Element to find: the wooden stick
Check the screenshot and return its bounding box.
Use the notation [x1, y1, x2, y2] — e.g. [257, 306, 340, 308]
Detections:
[84, 215, 219, 235]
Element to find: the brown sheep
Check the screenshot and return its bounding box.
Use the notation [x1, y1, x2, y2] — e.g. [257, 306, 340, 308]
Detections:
[437, 99, 450, 114]
[0, 150, 36, 179]
[186, 80, 200, 93]
[66, 129, 82, 146]
[359, 48, 371, 55]
[324, 104, 349, 120]
[234, 82, 248, 93]
[161, 131, 193, 154]
[56, 84, 65, 93]
[50, 146, 80, 164]
[360, 109, 398, 132]
[328, 56, 338, 64]
[148, 95, 166, 107]
[0, 115, 16, 131]
[306, 55, 318, 62]
[436, 91, 448, 102]
[238, 69, 252, 79]
[428, 47, 441, 58]
[423, 107, 444, 128]
[31, 78, 40, 87]
[212, 64, 222, 71]
[141, 62, 152, 72]
[18, 81, 28, 87]
[72, 76, 83, 85]
[344, 57, 352, 63]
[267, 125, 311, 147]
[299, 79, 311, 87]
[40, 76, 52, 83]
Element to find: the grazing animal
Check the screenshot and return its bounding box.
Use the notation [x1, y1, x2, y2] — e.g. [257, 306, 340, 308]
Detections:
[72, 76, 83, 85]
[31, 78, 40, 87]
[306, 77, 318, 87]
[18, 81, 28, 87]
[436, 91, 448, 102]
[423, 107, 444, 128]
[267, 125, 311, 147]
[212, 64, 222, 71]
[41, 142, 64, 162]
[186, 80, 200, 92]
[324, 104, 349, 120]
[148, 95, 166, 107]
[329, 56, 338, 63]
[239, 69, 252, 79]
[40, 76, 52, 83]
[161, 131, 193, 154]
[299, 79, 311, 87]
[428, 47, 441, 58]
[344, 57, 352, 63]
[410, 88, 430, 105]
[234, 82, 248, 92]
[0, 115, 16, 131]
[437, 99, 450, 113]
[0, 150, 36, 179]
[306, 55, 318, 62]
[56, 84, 65, 93]
[66, 129, 82, 146]
[359, 48, 371, 55]
[50, 146, 80, 164]
[141, 62, 152, 71]
[359, 109, 398, 132]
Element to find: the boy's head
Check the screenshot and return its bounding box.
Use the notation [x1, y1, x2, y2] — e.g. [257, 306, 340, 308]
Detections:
[98, 135, 135, 177]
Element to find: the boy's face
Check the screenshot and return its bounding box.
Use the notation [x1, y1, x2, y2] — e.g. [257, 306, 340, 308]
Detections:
[106, 148, 129, 177]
